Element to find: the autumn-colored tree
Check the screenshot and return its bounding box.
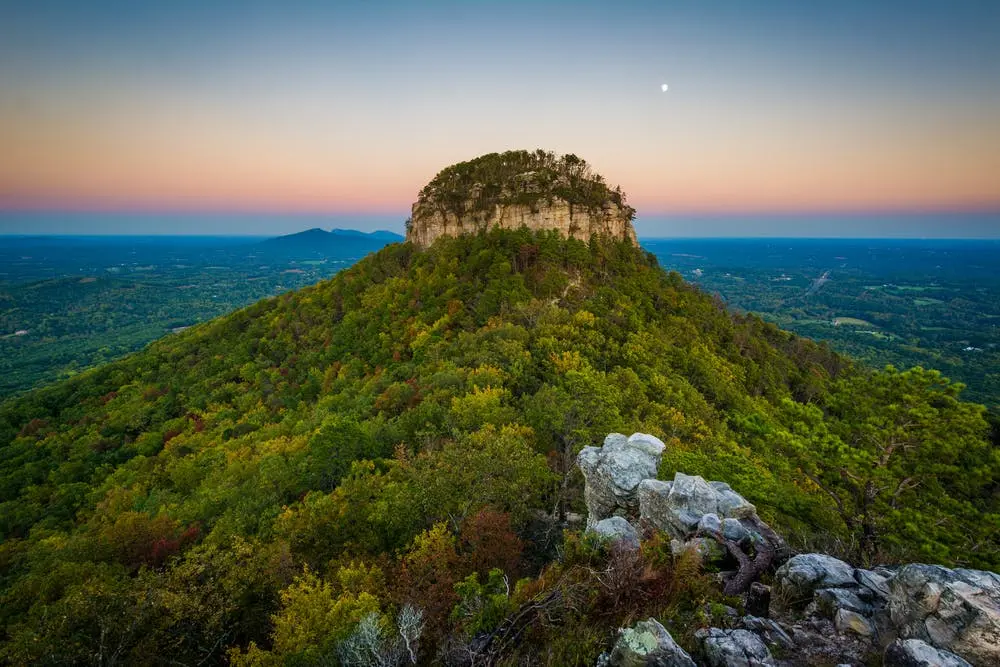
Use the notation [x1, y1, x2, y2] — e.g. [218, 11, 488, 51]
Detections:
[395, 523, 461, 642]
[458, 508, 523, 579]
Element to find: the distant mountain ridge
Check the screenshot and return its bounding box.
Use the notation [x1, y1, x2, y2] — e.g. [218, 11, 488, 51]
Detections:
[329, 228, 404, 241]
[258, 227, 403, 256]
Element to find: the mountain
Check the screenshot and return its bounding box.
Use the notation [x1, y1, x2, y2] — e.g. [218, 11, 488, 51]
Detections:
[259, 227, 402, 257]
[406, 149, 637, 247]
[331, 228, 404, 241]
[0, 152, 996, 665]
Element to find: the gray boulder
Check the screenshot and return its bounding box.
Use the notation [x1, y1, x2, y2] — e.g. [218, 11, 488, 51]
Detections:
[770, 554, 858, 615]
[722, 517, 751, 544]
[814, 587, 873, 617]
[710, 481, 758, 519]
[593, 516, 641, 551]
[637, 479, 681, 535]
[884, 638, 972, 667]
[670, 473, 722, 517]
[638, 472, 757, 540]
[695, 628, 774, 667]
[698, 512, 722, 535]
[887, 564, 1000, 666]
[833, 608, 876, 637]
[578, 433, 665, 530]
[855, 568, 891, 600]
[607, 618, 696, 667]
[740, 616, 794, 650]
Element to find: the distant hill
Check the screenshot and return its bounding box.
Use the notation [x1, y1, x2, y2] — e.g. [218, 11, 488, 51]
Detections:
[259, 227, 403, 257]
[330, 228, 404, 241]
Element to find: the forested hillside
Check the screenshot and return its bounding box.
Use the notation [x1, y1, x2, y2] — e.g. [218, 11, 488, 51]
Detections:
[1, 230, 996, 664]
[0, 231, 398, 397]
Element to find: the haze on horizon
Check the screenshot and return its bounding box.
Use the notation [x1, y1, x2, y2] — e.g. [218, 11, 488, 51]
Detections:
[1, 1, 999, 237]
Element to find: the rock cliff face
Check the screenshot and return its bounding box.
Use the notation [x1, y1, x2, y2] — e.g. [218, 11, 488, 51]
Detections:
[405, 149, 639, 248]
[407, 200, 638, 248]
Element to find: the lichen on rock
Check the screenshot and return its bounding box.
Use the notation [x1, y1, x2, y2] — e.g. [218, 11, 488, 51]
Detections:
[605, 618, 697, 667]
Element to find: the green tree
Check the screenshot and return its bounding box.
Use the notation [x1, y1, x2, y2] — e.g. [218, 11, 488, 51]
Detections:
[774, 367, 998, 565]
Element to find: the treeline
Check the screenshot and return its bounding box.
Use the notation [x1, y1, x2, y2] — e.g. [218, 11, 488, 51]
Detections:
[415, 150, 635, 220]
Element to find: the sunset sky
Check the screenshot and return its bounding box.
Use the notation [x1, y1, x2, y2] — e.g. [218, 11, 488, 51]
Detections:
[1, 1, 999, 236]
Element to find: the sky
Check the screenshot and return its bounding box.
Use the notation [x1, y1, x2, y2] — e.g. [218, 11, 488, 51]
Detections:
[1, 0, 999, 237]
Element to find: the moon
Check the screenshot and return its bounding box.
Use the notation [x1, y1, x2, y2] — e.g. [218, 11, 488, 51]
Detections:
[661, 83, 669, 92]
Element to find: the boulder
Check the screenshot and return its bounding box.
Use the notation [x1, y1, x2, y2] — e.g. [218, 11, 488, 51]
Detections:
[785, 617, 876, 666]
[698, 512, 722, 535]
[814, 588, 873, 617]
[887, 564, 1000, 666]
[593, 516, 641, 551]
[695, 628, 774, 667]
[711, 483, 758, 519]
[670, 473, 722, 517]
[834, 608, 875, 638]
[607, 618, 696, 667]
[884, 638, 972, 667]
[740, 615, 794, 650]
[770, 554, 858, 615]
[627, 432, 668, 458]
[722, 517, 751, 544]
[637, 479, 679, 534]
[855, 568, 891, 601]
[578, 433, 665, 530]
[638, 472, 758, 540]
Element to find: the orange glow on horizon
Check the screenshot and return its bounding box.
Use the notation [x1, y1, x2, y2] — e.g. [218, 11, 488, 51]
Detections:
[3, 99, 998, 217]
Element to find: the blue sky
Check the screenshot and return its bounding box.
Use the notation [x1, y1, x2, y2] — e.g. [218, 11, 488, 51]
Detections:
[1, 1, 999, 236]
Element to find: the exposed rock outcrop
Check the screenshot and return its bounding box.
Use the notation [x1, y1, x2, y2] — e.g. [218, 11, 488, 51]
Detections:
[637, 474, 758, 539]
[578, 433, 665, 530]
[580, 435, 786, 596]
[408, 200, 638, 248]
[884, 639, 972, 667]
[581, 432, 1000, 667]
[604, 618, 697, 667]
[406, 150, 639, 247]
[593, 516, 641, 551]
[694, 628, 774, 667]
[887, 565, 1000, 666]
[768, 555, 1000, 666]
[769, 554, 861, 615]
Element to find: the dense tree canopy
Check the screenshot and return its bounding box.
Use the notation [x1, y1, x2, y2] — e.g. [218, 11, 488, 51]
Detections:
[414, 150, 635, 221]
[0, 229, 995, 664]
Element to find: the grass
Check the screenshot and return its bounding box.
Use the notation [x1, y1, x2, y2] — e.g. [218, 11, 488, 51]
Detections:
[833, 317, 873, 327]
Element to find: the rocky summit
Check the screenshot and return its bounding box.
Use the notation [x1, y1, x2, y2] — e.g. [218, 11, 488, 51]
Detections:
[405, 149, 638, 247]
[584, 433, 1000, 667]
